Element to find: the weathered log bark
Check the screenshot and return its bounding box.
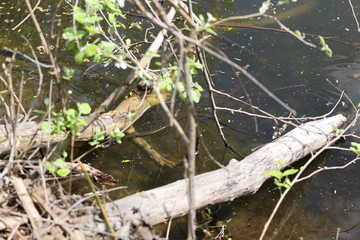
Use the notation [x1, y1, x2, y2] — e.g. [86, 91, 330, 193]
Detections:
[0, 90, 165, 155]
[99, 114, 346, 234]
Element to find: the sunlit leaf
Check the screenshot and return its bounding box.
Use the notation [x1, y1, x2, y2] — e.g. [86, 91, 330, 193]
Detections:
[66, 109, 77, 119]
[55, 158, 66, 168]
[45, 162, 56, 173]
[34, 109, 46, 114]
[77, 102, 91, 115]
[282, 168, 299, 177]
[264, 169, 283, 180]
[75, 51, 85, 64]
[350, 142, 360, 155]
[324, 47, 333, 57]
[74, 7, 86, 24]
[57, 168, 71, 177]
[101, 41, 116, 57]
[206, 28, 217, 36]
[276, 158, 285, 168]
[318, 36, 326, 46]
[40, 122, 52, 134]
[84, 44, 98, 57]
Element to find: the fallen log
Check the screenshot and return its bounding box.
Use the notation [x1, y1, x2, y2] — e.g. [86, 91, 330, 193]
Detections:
[0, 89, 167, 155]
[98, 114, 346, 236]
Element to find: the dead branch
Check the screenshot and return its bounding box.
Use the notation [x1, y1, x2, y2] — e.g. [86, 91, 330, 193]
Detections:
[75, 114, 346, 238]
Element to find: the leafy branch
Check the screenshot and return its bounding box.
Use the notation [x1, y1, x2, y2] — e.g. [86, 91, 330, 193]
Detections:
[264, 158, 299, 191]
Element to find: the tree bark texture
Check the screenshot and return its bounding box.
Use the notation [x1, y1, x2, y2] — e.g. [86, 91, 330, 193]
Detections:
[102, 114, 346, 230]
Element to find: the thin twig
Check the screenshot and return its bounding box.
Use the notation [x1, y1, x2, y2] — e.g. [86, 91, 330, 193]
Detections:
[297, 156, 360, 182]
[12, 176, 42, 238]
[197, 48, 244, 158]
[12, 0, 41, 30]
[79, 162, 117, 238]
[347, 0, 360, 33]
[214, 0, 272, 24]
[23, 0, 65, 111]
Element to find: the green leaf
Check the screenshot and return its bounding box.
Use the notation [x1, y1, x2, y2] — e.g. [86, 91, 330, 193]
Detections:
[62, 66, 75, 80]
[56, 168, 71, 177]
[77, 102, 91, 115]
[191, 89, 201, 103]
[275, 181, 290, 189]
[193, 61, 203, 70]
[282, 168, 299, 177]
[350, 142, 360, 155]
[85, 25, 103, 35]
[44, 98, 50, 106]
[276, 158, 285, 168]
[264, 169, 283, 180]
[34, 109, 46, 114]
[45, 162, 56, 173]
[75, 51, 85, 64]
[74, 7, 87, 24]
[66, 108, 77, 119]
[84, 44, 98, 57]
[76, 119, 88, 127]
[89, 140, 98, 146]
[40, 122, 52, 134]
[100, 41, 116, 57]
[283, 178, 292, 188]
[324, 47, 333, 57]
[194, 82, 204, 91]
[125, 39, 131, 46]
[176, 82, 185, 92]
[199, 14, 205, 23]
[206, 13, 216, 22]
[110, 128, 125, 144]
[55, 158, 66, 168]
[93, 53, 102, 64]
[206, 28, 217, 36]
[294, 30, 302, 37]
[108, 12, 116, 24]
[67, 41, 77, 51]
[62, 27, 85, 42]
[85, 16, 103, 25]
[318, 36, 326, 46]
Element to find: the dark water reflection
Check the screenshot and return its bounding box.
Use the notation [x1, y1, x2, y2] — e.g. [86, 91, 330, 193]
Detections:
[0, 0, 360, 239]
[196, 0, 360, 239]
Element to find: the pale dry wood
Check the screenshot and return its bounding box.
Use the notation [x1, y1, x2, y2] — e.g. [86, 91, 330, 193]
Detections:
[0, 214, 26, 231]
[0, 117, 346, 238]
[31, 191, 86, 240]
[12, 176, 43, 239]
[99, 114, 346, 232]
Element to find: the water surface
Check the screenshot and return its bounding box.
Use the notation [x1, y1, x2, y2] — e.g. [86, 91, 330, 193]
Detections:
[0, 0, 359, 239]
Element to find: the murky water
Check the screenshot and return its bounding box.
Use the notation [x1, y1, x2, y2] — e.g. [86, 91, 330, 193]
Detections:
[193, 1, 360, 239]
[0, 0, 359, 239]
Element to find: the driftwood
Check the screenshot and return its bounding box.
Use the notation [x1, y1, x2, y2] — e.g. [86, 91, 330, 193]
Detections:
[92, 114, 346, 236]
[0, 90, 167, 155]
[0, 115, 347, 239]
